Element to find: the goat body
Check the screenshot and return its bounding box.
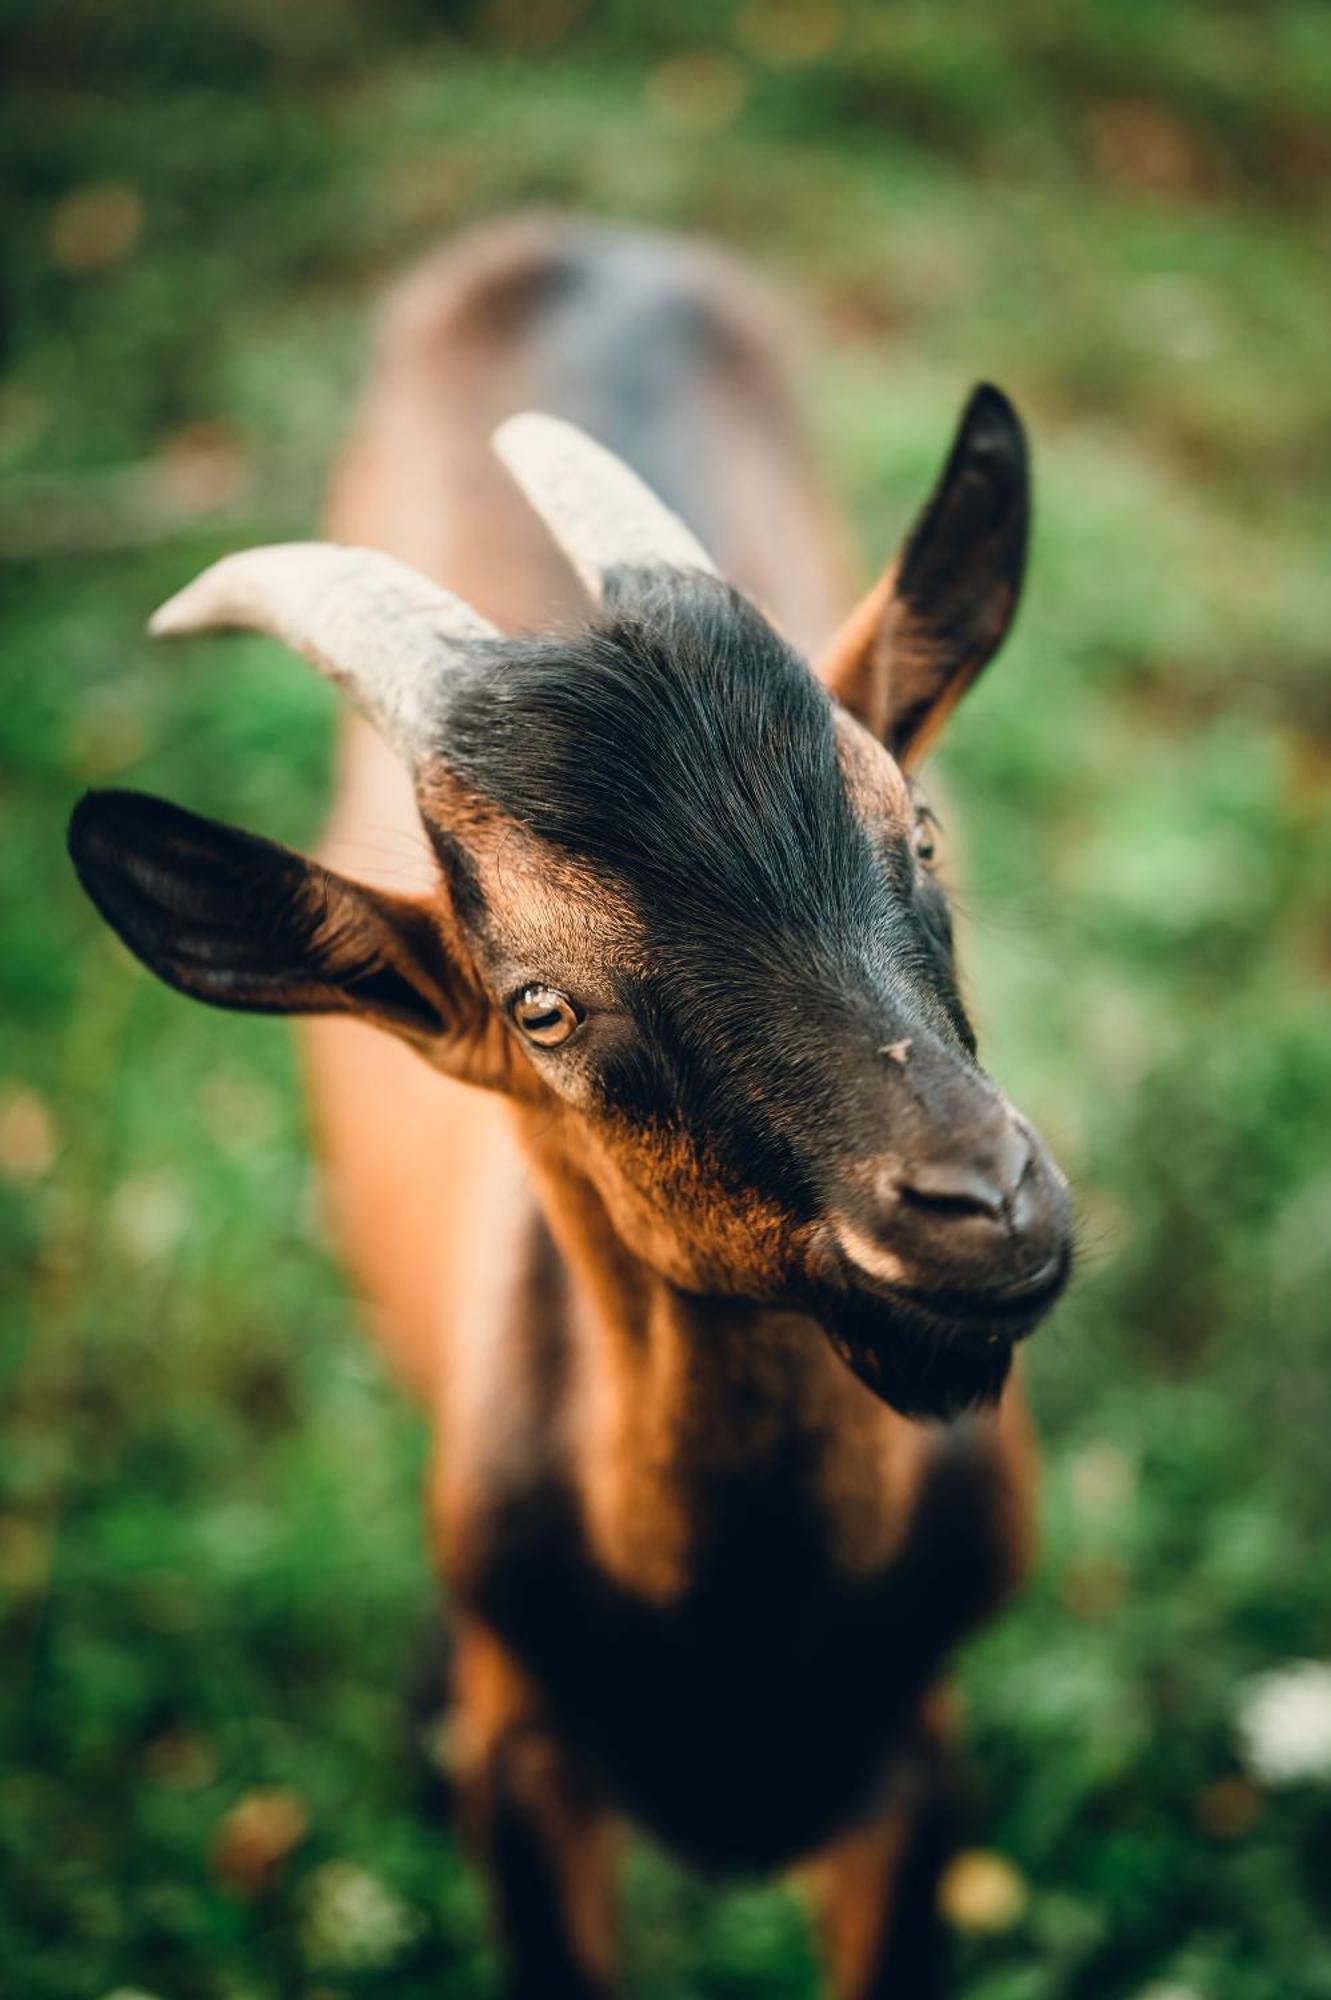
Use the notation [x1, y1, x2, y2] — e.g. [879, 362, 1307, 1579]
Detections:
[310, 218, 1036, 1990]
[71, 214, 1068, 1997]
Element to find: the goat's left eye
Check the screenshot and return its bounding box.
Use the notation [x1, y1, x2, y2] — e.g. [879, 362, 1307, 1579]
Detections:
[511, 985, 582, 1049]
[912, 811, 937, 866]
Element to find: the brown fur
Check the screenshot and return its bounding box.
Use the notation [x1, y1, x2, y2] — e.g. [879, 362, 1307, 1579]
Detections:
[295, 220, 1042, 1992]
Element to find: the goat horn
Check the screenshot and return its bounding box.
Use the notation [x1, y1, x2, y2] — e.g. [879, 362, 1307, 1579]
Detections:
[149, 543, 498, 762]
[493, 412, 718, 602]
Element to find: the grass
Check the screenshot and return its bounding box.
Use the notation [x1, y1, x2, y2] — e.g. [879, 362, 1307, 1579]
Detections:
[2, 2, 1331, 1995]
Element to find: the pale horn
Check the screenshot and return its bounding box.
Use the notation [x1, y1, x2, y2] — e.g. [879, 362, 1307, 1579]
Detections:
[493, 412, 717, 602]
[148, 543, 498, 763]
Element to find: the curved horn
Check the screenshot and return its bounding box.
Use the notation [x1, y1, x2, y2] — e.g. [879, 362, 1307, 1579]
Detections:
[493, 412, 717, 602]
[149, 543, 498, 762]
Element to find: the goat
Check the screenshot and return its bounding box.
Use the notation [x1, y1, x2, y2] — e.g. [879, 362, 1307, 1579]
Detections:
[69, 216, 1073, 1997]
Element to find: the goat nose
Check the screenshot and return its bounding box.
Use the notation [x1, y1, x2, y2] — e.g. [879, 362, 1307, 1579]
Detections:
[833, 1111, 1069, 1297]
[830, 1079, 1073, 1325]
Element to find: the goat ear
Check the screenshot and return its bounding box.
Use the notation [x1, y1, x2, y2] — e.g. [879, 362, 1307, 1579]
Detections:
[68, 789, 493, 1074]
[819, 384, 1029, 765]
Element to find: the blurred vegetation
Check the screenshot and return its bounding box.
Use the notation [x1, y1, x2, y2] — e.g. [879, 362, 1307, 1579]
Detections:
[3, 1, 1331, 1995]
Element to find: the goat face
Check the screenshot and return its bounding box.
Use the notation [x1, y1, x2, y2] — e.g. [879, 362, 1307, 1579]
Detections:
[68, 390, 1071, 1419]
[422, 559, 1070, 1416]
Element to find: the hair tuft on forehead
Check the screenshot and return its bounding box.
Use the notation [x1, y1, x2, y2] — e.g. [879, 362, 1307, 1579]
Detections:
[440, 570, 879, 958]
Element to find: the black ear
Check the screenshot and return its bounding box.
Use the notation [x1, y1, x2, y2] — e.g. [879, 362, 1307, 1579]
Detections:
[819, 384, 1030, 764]
[68, 789, 461, 1041]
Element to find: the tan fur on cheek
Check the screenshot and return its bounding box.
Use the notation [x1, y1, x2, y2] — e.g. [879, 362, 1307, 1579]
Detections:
[419, 770, 648, 1003]
[831, 1220, 910, 1287]
[558, 1113, 813, 1299]
[834, 708, 913, 832]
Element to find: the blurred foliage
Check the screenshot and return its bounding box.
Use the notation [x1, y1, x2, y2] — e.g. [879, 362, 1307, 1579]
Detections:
[2, 1, 1330, 1995]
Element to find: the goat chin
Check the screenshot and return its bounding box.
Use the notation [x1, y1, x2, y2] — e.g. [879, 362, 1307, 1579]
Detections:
[818, 1293, 1016, 1421]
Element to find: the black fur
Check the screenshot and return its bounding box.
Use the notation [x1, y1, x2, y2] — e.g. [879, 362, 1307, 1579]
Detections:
[445, 571, 881, 949]
[444, 570, 973, 1186]
[886, 382, 1030, 759]
[67, 789, 446, 1033]
[459, 1372, 1017, 1875]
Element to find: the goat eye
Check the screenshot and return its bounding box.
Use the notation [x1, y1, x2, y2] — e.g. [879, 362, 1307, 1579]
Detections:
[912, 812, 937, 866]
[511, 985, 582, 1048]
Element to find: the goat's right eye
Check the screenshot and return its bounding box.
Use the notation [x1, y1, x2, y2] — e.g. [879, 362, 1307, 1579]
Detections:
[511, 985, 582, 1049]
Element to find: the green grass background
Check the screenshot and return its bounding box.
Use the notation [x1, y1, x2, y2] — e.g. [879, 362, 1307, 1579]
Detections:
[3, 2, 1331, 1994]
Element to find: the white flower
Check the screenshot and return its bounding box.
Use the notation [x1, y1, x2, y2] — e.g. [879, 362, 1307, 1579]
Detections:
[937, 1849, 1028, 1932]
[301, 1859, 422, 1971]
[1236, 1660, 1331, 1784]
[108, 1168, 189, 1265]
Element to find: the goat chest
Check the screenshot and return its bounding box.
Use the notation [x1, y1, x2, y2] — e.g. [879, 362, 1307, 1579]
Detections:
[457, 1417, 1016, 1872]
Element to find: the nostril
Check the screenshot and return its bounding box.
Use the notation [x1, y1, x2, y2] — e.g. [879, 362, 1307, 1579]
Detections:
[895, 1169, 1005, 1223]
[889, 1124, 1033, 1228]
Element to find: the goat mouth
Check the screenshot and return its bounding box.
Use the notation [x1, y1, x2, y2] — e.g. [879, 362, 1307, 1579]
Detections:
[831, 1241, 1071, 1343]
[894, 1247, 1071, 1335]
